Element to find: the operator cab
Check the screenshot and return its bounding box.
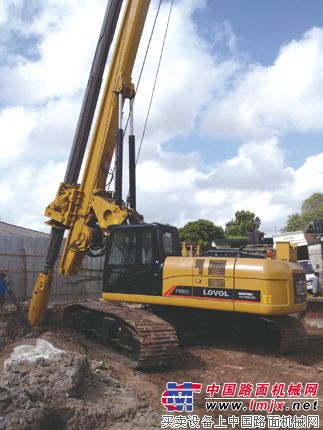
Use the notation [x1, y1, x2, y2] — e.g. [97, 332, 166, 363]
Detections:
[103, 223, 181, 296]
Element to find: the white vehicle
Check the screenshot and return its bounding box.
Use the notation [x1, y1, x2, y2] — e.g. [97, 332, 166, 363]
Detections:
[298, 260, 315, 292]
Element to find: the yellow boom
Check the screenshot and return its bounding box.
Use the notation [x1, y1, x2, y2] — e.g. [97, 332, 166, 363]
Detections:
[29, 0, 150, 326]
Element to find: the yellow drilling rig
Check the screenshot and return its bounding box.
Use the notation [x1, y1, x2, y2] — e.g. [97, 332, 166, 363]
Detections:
[28, 0, 308, 367]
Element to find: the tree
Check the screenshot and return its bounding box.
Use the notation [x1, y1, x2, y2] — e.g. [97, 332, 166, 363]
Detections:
[282, 193, 323, 232]
[283, 213, 304, 232]
[178, 219, 224, 245]
[301, 193, 323, 221]
[225, 210, 261, 238]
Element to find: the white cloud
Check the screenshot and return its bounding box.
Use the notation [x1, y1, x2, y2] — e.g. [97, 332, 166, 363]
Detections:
[28, 97, 80, 158]
[132, 0, 239, 146]
[0, 3, 7, 26]
[0, 0, 106, 105]
[293, 153, 323, 195]
[211, 21, 237, 52]
[202, 27, 323, 140]
[0, 160, 66, 231]
[0, 107, 37, 166]
[0, 0, 322, 238]
[136, 138, 323, 235]
[200, 138, 294, 191]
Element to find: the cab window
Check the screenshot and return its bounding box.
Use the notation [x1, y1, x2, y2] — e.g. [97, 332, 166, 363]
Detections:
[108, 231, 136, 265]
[141, 230, 153, 265]
[161, 230, 181, 257]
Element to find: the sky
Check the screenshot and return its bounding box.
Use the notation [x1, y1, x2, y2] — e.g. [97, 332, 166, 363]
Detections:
[1, 0, 323, 236]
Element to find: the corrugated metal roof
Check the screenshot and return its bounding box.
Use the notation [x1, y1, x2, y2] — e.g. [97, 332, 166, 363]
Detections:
[0, 221, 49, 238]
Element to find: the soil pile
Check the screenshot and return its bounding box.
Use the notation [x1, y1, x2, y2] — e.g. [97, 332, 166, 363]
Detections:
[0, 338, 158, 430]
[0, 352, 88, 429]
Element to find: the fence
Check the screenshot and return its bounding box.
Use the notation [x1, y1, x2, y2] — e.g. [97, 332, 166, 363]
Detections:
[0, 235, 102, 303]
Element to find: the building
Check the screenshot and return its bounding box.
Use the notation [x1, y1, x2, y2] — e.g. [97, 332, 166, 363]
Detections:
[0, 221, 102, 303]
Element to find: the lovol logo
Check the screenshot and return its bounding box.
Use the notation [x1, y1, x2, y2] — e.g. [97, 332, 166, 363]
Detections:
[202, 288, 230, 298]
[161, 382, 202, 412]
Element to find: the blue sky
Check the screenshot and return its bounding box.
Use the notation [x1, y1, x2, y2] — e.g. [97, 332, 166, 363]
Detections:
[198, 0, 323, 64]
[0, 0, 323, 236]
[167, 0, 323, 169]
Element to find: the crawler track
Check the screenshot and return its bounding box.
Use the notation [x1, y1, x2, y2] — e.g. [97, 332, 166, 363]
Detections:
[151, 306, 309, 354]
[64, 302, 308, 369]
[234, 314, 308, 354]
[63, 302, 180, 368]
[272, 315, 308, 354]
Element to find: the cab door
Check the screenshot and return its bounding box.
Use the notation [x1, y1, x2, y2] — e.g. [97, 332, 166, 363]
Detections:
[135, 228, 163, 296]
[103, 226, 162, 296]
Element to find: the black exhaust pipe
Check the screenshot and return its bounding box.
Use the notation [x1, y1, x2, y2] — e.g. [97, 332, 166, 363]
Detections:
[129, 134, 136, 210]
[115, 128, 123, 206]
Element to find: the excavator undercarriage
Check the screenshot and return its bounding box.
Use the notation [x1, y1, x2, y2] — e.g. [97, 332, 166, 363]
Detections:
[63, 301, 308, 369]
[63, 302, 180, 368]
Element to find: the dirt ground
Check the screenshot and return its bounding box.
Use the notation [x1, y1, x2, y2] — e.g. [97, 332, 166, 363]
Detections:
[0, 303, 323, 429]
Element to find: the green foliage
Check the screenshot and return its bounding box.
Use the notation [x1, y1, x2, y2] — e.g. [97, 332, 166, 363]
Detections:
[225, 235, 251, 239]
[178, 219, 225, 245]
[225, 210, 261, 238]
[282, 213, 304, 232]
[301, 193, 323, 220]
[282, 193, 323, 232]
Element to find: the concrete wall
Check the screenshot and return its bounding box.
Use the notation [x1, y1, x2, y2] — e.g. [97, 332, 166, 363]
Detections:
[0, 235, 102, 303]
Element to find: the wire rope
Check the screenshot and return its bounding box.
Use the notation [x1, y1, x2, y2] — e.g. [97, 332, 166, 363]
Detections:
[107, 0, 163, 191]
[135, 0, 174, 164]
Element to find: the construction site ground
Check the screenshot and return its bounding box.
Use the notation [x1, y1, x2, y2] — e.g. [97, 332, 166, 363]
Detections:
[0, 302, 323, 429]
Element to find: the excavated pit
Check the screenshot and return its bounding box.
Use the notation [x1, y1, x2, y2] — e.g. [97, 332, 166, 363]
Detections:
[0, 346, 159, 430]
[0, 306, 159, 430]
[2, 303, 323, 428]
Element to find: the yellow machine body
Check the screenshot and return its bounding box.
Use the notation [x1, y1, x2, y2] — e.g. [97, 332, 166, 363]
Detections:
[103, 254, 307, 316]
